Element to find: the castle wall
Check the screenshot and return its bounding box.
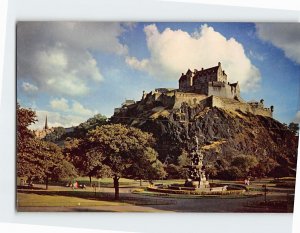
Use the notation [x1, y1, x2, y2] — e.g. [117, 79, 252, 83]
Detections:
[173, 92, 207, 109]
[208, 83, 240, 99]
[211, 96, 272, 117]
[157, 92, 176, 108]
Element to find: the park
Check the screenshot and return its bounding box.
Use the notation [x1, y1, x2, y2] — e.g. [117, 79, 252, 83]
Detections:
[16, 101, 297, 213]
[16, 21, 300, 214]
[17, 176, 295, 212]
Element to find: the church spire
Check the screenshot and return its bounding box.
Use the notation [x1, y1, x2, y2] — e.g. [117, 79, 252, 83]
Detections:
[44, 115, 48, 130]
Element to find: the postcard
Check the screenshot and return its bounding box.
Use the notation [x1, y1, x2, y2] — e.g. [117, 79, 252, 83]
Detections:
[16, 22, 299, 213]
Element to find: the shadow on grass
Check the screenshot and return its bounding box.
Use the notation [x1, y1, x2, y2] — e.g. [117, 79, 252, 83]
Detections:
[17, 189, 176, 206]
[17, 185, 44, 190]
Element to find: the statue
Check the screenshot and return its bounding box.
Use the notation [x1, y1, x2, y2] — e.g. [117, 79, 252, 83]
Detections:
[184, 135, 209, 189]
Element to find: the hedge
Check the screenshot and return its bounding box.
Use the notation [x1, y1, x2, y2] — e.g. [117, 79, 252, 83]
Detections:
[146, 187, 245, 195]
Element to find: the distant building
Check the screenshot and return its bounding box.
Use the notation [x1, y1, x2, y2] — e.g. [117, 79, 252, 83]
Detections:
[34, 115, 54, 139]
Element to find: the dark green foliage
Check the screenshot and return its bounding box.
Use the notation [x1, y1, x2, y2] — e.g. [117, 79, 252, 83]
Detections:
[17, 104, 77, 189]
[288, 122, 299, 135]
[16, 103, 37, 150]
[44, 127, 66, 142]
[165, 164, 181, 179]
[177, 149, 191, 179]
[65, 124, 166, 199]
[44, 114, 107, 143]
[219, 166, 243, 180]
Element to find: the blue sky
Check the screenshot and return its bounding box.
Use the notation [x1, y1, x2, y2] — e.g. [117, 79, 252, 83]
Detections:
[17, 22, 300, 129]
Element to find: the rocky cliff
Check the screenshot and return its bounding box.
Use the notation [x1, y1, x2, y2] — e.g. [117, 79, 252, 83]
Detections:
[111, 95, 298, 178]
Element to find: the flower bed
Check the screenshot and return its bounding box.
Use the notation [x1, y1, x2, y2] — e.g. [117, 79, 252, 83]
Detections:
[147, 187, 245, 195]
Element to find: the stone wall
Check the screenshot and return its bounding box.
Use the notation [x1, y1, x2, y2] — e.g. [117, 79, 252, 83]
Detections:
[143, 90, 272, 118]
[211, 96, 272, 117]
[173, 92, 208, 109]
[208, 82, 240, 99]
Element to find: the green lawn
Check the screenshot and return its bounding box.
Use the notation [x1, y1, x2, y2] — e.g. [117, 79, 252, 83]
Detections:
[17, 192, 129, 207]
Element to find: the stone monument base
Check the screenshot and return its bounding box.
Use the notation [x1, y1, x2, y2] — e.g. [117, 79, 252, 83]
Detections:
[184, 179, 210, 189]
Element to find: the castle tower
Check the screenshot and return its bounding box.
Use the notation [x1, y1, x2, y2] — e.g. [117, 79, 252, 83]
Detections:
[44, 115, 48, 130]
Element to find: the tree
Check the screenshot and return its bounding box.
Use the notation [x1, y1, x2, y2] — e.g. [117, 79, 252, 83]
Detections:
[17, 103, 37, 150]
[205, 165, 218, 180]
[230, 154, 258, 178]
[177, 149, 191, 179]
[64, 138, 111, 185]
[72, 124, 165, 200]
[288, 122, 299, 136]
[221, 166, 243, 180]
[17, 104, 77, 189]
[44, 127, 66, 142]
[126, 147, 166, 186]
[72, 114, 107, 138]
[252, 157, 278, 178]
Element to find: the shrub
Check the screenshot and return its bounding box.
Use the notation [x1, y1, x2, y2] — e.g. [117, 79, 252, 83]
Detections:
[146, 187, 245, 195]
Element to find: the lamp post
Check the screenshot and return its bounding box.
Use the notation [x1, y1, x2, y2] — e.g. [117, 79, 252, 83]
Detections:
[98, 178, 101, 192]
[263, 184, 267, 204]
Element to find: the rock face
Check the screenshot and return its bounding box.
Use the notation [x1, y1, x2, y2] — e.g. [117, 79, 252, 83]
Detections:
[111, 95, 298, 177]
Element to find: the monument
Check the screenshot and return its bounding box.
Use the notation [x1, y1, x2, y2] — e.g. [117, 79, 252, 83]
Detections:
[184, 136, 210, 189]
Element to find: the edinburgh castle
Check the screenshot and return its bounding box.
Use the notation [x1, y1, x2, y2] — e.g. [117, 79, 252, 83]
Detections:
[115, 62, 273, 118]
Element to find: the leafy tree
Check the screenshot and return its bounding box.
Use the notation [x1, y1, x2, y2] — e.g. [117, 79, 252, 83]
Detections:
[69, 124, 165, 200]
[252, 157, 278, 178]
[72, 114, 107, 138]
[205, 165, 218, 180]
[230, 154, 258, 178]
[44, 127, 66, 142]
[288, 122, 299, 136]
[126, 147, 166, 186]
[177, 149, 191, 179]
[64, 138, 111, 185]
[16, 103, 37, 150]
[44, 114, 107, 143]
[165, 164, 180, 179]
[17, 104, 77, 189]
[221, 166, 243, 180]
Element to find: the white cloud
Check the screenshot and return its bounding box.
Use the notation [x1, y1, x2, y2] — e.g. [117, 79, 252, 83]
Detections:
[17, 22, 128, 96]
[125, 56, 149, 71]
[50, 98, 95, 116]
[126, 24, 261, 91]
[249, 50, 265, 61]
[71, 101, 94, 116]
[293, 111, 300, 123]
[30, 110, 88, 130]
[256, 23, 300, 64]
[22, 82, 38, 92]
[50, 98, 69, 111]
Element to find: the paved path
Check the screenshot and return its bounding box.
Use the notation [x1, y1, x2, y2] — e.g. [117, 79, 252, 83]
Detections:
[18, 185, 293, 212]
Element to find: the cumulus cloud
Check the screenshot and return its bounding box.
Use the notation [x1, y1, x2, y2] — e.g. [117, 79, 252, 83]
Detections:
[22, 82, 38, 93]
[50, 98, 69, 111]
[293, 111, 300, 123]
[256, 23, 300, 64]
[17, 22, 128, 96]
[71, 101, 94, 116]
[126, 24, 261, 91]
[50, 98, 95, 116]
